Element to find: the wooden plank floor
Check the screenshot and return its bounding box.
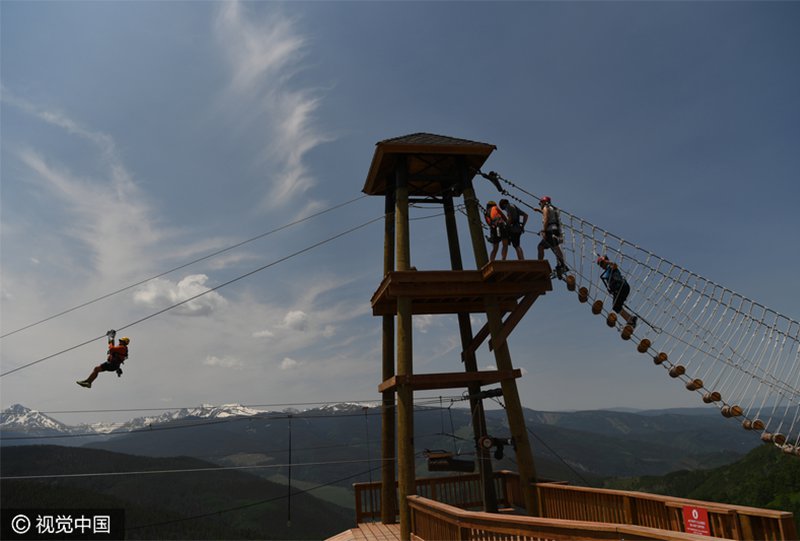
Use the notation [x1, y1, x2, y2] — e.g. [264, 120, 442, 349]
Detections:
[326, 523, 401, 541]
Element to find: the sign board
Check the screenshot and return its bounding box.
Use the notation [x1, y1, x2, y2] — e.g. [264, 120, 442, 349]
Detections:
[682, 505, 711, 536]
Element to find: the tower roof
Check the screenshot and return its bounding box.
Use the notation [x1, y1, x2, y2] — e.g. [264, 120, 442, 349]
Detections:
[362, 133, 496, 196]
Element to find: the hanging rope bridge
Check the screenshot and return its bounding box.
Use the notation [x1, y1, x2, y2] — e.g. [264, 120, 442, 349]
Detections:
[479, 171, 800, 456]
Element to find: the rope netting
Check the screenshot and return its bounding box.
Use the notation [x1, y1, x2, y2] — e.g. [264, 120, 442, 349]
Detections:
[479, 172, 800, 455]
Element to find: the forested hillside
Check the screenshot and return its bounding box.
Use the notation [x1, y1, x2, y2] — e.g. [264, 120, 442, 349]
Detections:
[1, 446, 353, 540]
[605, 444, 800, 531]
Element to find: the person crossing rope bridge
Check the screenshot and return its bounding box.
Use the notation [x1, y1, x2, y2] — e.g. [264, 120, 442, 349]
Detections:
[477, 167, 800, 453]
[535, 196, 568, 279]
[596, 255, 637, 329]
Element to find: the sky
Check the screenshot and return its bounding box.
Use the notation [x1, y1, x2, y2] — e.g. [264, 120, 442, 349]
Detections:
[1, 1, 798, 426]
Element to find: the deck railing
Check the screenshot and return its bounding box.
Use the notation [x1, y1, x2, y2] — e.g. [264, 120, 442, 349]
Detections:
[354, 471, 797, 540]
[354, 471, 520, 523]
[408, 495, 732, 541]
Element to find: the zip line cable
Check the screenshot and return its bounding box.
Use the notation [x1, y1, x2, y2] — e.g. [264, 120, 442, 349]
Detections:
[0, 195, 368, 339]
[0, 213, 384, 378]
[0, 457, 393, 481]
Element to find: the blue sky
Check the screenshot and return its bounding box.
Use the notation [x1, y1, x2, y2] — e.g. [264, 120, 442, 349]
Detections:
[2, 1, 798, 425]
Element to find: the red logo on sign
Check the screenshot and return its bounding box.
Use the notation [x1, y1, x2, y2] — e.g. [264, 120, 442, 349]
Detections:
[682, 506, 711, 536]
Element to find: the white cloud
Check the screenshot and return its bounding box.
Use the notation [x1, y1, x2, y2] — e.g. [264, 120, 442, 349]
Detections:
[282, 310, 309, 331]
[414, 314, 435, 334]
[133, 274, 227, 316]
[204, 355, 243, 369]
[252, 329, 274, 339]
[280, 357, 300, 370]
[322, 325, 335, 338]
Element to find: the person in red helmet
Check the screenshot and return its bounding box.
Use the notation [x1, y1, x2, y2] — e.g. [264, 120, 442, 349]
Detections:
[535, 196, 568, 278]
[597, 255, 637, 328]
[77, 330, 129, 389]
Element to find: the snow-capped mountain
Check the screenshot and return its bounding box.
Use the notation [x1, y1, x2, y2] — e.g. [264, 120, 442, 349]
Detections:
[111, 403, 269, 432]
[0, 403, 74, 434]
[0, 403, 274, 437]
[1, 402, 378, 445]
[316, 402, 379, 414]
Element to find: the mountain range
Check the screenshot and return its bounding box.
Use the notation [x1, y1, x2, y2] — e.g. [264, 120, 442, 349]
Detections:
[1, 402, 764, 480]
[3, 402, 794, 539]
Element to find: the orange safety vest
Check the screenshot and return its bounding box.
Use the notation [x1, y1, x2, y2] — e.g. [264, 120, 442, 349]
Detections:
[107, 344, 128, 364]
[486, 206, 506, 227]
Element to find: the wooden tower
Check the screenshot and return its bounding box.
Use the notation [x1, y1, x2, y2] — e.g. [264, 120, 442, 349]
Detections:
[363, 133, 552, 540]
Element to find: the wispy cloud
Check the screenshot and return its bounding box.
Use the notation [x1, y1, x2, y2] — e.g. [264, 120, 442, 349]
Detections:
[1, 87, 117, 161]
[17, 147, 162, 285]
[3, 89, 166, 286]
[214, 1, 331, 210]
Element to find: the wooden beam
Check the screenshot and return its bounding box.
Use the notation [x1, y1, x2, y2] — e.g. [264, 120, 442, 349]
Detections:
[464, 321, 493, 360]
[378, 369, 521, 393]
[488, 293, 538, 352]
[372, 299, 522, 317]
[385, 281, 547, 299]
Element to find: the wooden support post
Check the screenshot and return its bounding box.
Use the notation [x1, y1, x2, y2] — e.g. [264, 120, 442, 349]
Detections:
[461, 172, 540, 517]
[443, 194, 498, 513]
[381, 188, 397, 524]
[395, 158, 415, 541]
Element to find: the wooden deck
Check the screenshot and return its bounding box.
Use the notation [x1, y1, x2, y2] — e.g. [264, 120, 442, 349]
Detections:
[350, 472, 797, 541]
[370, 260, 552, 316]
[327, 523, 400, 541]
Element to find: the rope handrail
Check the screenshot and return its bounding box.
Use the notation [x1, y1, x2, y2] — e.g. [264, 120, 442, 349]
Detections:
[479, 171, 800, 454]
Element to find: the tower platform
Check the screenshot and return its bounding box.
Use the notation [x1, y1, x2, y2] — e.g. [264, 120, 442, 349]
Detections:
[370, 260, 552, 316]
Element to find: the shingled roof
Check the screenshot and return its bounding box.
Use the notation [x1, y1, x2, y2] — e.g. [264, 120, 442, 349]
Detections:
[363, 133, 496, 196]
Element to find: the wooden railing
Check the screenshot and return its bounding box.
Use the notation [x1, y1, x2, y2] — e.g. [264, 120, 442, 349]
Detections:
[536, 482, 796, 541]
[408, 496, 732, 541]
[354, 471, 521, 523]
[354, 471, 797, 540]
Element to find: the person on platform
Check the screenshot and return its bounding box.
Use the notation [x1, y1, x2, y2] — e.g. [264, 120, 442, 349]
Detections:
[484, 201, 508, 261]
[499, 198, 528, 260]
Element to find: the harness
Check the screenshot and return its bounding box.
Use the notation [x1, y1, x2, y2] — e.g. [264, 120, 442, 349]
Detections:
[543, 204, 561, 233]
[602, 266, 626, 294]
[107, 345, 128, 365]
[485, 206, 505, 228]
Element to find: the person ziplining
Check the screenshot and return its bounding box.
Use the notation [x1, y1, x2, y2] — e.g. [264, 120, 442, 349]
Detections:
[77, 330, 129, 389]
